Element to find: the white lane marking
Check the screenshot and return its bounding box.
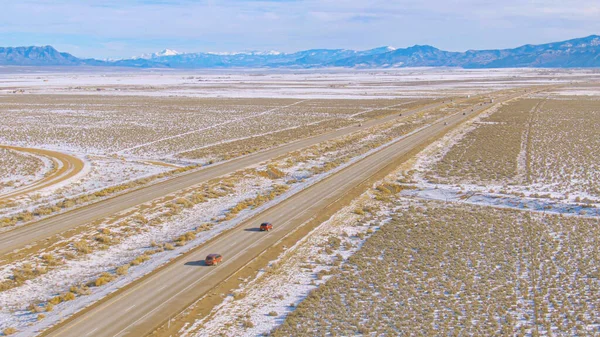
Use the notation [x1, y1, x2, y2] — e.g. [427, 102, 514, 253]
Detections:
[124, 304, 136, 313]
[85, 327, 99, 336]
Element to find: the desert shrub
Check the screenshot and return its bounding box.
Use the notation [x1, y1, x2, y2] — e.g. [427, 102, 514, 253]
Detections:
[175, 197, 194, 208]
[12, 263, 46, 286]
[48, 296, 62, 305]
[61, 292, 76, 301]
[28, 303, 44, 313]
[94, 234, 117, 245]
[74, 240, 92, 254]
[116, 264, 130, 275]
[99, 228, 111, 235]
[70, 285, 90, 296]
[233, 292, 246, 300]
[2, 327, 17, 335]
[130, 254, 150, 266]
[93, 272, 116, 287]
[175, 231, 196, 244]
[41, 253, 61, 266]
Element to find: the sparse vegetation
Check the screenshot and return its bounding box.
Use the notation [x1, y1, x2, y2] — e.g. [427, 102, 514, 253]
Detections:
[430, 99, 539, 185]
[273, 201, 600, 336]
[2, 327, 17, 335]
[115, 264, 130, 275]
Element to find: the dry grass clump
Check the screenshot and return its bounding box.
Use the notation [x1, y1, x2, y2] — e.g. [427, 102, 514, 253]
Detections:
[70, 284, 91, 296]
[374, 183, 406, 201]
[48, 291, 76, 305]
[2, 327, 17, 335]
[73, 240, 92, 254]
[115, 264, 130, 275]
[175, 231, 197, 246]
[256, 165, 286, 180]
[0, 263, 47, 291]
[273, 201, 600, 336]
[41, 253, 62, 266]
[91, 272, 117, 287]
[130, 254, 151, 266]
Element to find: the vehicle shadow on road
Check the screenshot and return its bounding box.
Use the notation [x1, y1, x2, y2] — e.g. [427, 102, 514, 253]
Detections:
[244, 228, 261, 232]
[184, 260, 207, 267]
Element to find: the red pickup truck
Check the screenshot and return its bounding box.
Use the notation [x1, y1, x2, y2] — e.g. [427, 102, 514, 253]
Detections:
[260, 222, 273, 231]
[205, 254, 222, 266]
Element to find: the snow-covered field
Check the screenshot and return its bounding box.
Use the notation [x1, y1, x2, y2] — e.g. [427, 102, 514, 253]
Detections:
[409, 94, 600, 209]
[0, 153, 171, 229]
[0, 91, 421, 228]
[0, 148, 53, 196]
[270, 196, 600, 336]
[1, 68, 595, 99]
[2, 69, 600, 335]
[169, 89, 600, 336]
[0, 103, 455, 333]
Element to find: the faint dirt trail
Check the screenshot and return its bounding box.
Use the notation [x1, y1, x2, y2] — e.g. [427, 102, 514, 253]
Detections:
[114, 99, 309, 155]
[521, 98, 547, 184]
[0, 145, 85, 201]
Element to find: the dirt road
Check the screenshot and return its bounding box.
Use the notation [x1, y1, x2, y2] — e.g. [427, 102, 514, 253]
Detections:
[0, 146, 84, 201]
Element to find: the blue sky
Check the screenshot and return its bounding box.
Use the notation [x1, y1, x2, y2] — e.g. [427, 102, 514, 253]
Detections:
[1, 0, 599, 59]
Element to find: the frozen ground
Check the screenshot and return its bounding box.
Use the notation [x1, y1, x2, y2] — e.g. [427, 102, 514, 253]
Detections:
[2, 70, 599, 335]
[170, 89, 600, 336]
[0, 148, 53, 196]
[0, 107, 442, 334]
[1, 68, 597, 99]
[0, 154, 171, 226]
[407, 93, 600, 212]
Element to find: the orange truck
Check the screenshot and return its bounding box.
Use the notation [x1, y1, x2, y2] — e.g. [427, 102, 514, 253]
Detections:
[260, 222, 273, 231]
[205, 254, 222, 266]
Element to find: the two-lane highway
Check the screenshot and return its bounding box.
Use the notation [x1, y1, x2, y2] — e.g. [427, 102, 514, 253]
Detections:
[41, 91, 525, 337]
[0, 100, 450, 256]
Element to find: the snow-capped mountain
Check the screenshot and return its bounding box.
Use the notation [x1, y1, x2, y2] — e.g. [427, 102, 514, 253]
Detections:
[206, 50, 283, 56]
[2, 36, 600, 68]
[137, 49, 182, 59]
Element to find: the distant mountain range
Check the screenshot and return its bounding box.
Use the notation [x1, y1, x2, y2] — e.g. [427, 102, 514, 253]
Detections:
[1, 35, 600, 69]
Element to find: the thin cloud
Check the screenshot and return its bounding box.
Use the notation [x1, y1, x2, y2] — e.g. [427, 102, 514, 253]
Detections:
[0, 0, 598, 58]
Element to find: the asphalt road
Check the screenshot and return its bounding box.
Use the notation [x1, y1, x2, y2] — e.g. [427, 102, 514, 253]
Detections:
[0, 100, 448, 256]
[43, 94, 513, 337]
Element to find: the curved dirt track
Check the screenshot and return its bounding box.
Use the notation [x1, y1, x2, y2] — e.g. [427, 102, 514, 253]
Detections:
[0, 145, 85, 201]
